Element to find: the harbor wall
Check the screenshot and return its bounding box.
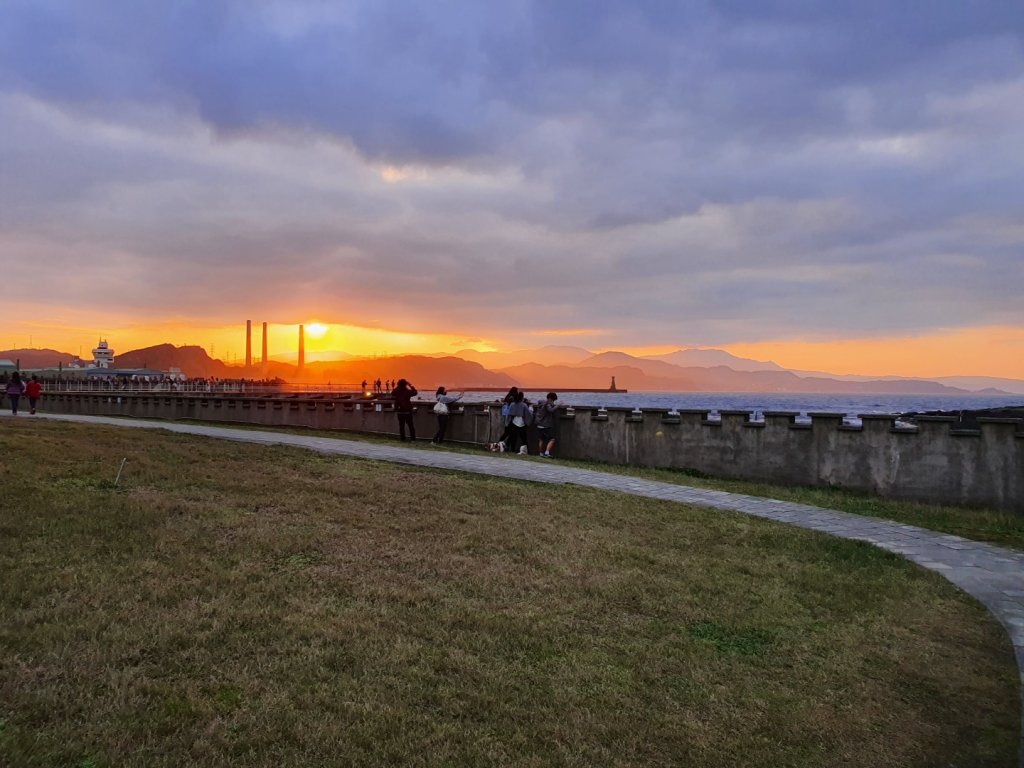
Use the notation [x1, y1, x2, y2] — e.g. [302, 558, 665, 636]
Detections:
[41, 393, 1024, 513]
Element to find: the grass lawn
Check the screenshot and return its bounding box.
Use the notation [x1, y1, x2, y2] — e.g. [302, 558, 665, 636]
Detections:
[178, 417, 1024, 551]
[0, 420, 1019, 767]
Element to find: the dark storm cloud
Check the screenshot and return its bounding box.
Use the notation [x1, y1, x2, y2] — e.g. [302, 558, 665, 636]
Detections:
[1, 0, 1023, 344]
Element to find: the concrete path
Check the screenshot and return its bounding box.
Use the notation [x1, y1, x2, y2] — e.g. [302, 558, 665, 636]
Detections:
[13, 412, 1024, 758]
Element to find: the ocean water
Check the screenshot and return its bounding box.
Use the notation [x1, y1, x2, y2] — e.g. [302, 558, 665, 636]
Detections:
[452, 391, 1024, 418]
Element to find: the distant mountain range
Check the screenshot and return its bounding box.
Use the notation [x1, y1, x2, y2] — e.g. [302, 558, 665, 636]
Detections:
[4, 344, 1022, 395]
[0, 348, 80, 368]
[643, 348, 785, 372]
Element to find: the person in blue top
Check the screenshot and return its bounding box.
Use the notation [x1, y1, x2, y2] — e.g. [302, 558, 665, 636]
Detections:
[489, 386, 519, 451]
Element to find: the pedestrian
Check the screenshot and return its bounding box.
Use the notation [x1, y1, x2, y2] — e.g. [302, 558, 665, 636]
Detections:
[432, 386, 462, 444]
[535, 392, 560, 457]
[361, 379, 367, 394]
[392, 378, 418, 441]
[504, 391, 533, 455]
[6, 371, 26, 415]
[25, 375, 42, 415]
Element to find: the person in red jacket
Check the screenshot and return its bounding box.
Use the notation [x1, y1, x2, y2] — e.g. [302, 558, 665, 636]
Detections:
[25, 375, 42, 415]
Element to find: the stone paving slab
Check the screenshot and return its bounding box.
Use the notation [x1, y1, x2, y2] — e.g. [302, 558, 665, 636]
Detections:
[9, 411, 1024, 762]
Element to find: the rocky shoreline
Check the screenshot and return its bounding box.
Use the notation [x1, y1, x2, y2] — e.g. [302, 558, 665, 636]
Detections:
[901, 405, 1024, 430]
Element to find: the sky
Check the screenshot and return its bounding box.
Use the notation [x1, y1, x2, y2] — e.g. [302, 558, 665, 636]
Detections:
[2, 0, 1023, 378]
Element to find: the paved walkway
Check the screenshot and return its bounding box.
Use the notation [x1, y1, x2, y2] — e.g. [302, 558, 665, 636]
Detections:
[14, 412, 1024, 758]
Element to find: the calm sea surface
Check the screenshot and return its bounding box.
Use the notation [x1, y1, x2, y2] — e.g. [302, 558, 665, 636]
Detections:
[452, 391, 1024, 418]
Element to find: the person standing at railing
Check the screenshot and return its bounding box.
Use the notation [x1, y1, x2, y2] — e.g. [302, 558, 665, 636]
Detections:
[504, 391, 533, 455]
[535, 392, 560, 458]
[393, 379, 418, 441]
[432, 386, 462, 445]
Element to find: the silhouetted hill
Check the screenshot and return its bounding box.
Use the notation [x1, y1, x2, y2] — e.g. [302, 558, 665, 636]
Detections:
[298, 355, 516, 388]
[500, 354, 974, 394]
[0, 348, 79, 367]
[498, 363, 693, 391]
[578, 352, 696, 378]
[117, 345, 234, 377]
[644, 348, 785, 372]
[455, 345, 594, 368]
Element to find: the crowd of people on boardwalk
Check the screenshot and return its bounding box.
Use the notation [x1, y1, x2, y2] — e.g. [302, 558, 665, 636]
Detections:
[364, 378, 401, 395]
[1, 373, 284, 394]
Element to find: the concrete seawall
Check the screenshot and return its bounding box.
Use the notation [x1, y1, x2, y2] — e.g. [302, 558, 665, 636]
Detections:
[41, 393, 1024, 513]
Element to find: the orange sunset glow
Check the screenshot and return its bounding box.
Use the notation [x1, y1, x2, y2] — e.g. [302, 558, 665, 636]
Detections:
[5, 314, 1024, 381]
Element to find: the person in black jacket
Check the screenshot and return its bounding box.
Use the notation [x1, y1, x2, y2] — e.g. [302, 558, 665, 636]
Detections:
[393, 378, 418, 441]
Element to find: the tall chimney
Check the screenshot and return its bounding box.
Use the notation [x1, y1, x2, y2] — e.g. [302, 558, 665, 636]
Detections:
[298, 324, 305, 373]
[245, 320, 252, 369]
[261, 322, 268, 376]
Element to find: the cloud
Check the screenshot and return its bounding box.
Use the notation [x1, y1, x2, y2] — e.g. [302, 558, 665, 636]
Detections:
[1, 0, 1022, 350]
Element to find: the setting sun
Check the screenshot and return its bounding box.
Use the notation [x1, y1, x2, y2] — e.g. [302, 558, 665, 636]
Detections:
[305, 323, 328, 339]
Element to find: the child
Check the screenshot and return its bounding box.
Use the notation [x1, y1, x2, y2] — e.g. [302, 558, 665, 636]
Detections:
[25, 375, 42, 415]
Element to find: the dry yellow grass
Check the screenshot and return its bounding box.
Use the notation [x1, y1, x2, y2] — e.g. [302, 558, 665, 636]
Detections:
[0, 420, 1019, 767]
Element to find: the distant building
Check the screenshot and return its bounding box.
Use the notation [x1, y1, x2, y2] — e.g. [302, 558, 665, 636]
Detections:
[91, 339, 115, 368]
[0, 359, 16, 373]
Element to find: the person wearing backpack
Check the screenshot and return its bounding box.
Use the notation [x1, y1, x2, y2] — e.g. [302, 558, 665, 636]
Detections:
[432, 386, 462, 445]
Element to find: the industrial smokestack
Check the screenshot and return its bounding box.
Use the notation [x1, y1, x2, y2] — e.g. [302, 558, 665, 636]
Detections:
[245, 320, 252, 369]
[298, 324, 305, 372]
[261, 322, 268, 376]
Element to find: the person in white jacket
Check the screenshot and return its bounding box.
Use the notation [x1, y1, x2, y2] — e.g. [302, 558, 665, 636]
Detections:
[432, 386, 463, 444]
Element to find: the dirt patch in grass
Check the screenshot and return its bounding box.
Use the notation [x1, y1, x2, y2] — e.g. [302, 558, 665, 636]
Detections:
[0, 420, 1019, 767]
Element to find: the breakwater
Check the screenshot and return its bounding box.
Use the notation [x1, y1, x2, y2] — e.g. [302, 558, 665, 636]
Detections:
[42, 392, 1024, 513]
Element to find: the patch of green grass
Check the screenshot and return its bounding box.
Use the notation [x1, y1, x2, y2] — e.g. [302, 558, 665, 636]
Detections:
[0, 420, 1018, 767]
[687, 622, 773, 656]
